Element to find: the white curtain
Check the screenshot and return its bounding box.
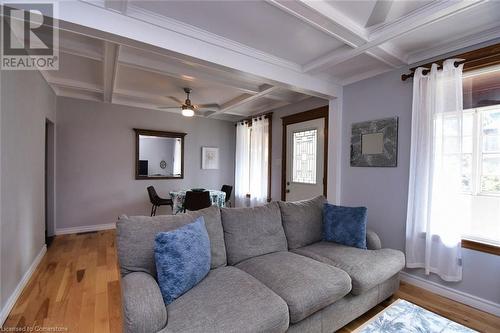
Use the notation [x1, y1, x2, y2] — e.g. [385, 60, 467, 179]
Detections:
[249, 117, 269, 206]
[235, 122, 251, 207]
[406, 59, 465, 281]
[173, 138, 182, 176]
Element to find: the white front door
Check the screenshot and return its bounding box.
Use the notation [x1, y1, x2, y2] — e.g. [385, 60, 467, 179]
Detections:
[285, 117, 325, 201]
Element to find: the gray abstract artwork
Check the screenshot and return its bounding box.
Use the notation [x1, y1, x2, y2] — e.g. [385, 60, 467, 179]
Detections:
[350, 117, 398, 167]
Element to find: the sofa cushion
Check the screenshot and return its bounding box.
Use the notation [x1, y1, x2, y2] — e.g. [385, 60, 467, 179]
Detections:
[278, 196, 326, 249]
[236, 251, 351, 323]
[221, 202, 288, 265]
[323, 203, 367, 249]
[293, 241, 405, 295]
[161, 266, 289, 333]
[155, 217, 211, 305]
[117, 206, 226, 276]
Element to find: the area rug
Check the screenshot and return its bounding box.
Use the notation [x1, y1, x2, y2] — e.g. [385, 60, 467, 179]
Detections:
[354, 299, 477, 333]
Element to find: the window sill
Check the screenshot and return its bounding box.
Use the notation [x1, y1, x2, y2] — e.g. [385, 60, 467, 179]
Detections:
[461, 239, 500, 256]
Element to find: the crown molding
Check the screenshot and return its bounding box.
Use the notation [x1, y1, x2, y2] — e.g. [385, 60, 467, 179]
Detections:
[47, 77, 103, 93]
[407, 24, 500, 65]
[340, 67, 393, 86]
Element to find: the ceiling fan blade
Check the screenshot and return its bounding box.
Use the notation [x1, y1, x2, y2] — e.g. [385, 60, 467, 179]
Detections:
[166, 96, 184, 104]
[365, 0, 393, 28]
[195, 103, 220, 111]
[157, 106, 181, 110]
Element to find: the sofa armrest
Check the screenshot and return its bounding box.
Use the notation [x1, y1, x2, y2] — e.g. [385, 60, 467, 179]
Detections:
[366, 229, 382, 250]
[121, 272, 167, 333]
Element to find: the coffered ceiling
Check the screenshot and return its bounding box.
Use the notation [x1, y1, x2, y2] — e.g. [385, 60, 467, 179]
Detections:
[12, 0, 500, 120]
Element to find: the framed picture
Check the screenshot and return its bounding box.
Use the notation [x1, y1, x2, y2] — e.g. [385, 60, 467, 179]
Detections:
[202, 147, 219, 169]
[350, 117, 398, 167]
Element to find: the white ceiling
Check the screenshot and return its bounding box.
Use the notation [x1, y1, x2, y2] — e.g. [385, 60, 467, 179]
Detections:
[20, 0, 500, 120]
[130, 0, 346, 65]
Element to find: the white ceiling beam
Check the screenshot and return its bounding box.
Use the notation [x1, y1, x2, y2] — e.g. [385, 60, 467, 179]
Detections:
[52, 1, 341, 98]
[210, 85, 279, 117]
[303, 0, 487, 73]
[266, 0, 405, 69]
[103, 42, 119, 102]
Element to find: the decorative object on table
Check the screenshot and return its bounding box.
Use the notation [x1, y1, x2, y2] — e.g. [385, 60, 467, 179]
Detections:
[154, 217, 211, 305]
[184, 191, 212, 212]
[147, 186, 173, 216]
[134, 128, 186, 179]
[202, 147, 219, 169]
[323, 203, 367, 249]
[220, 185, 233, 207]
[353, 299, 477, 333]
[350, 117, 398, 167]
[170, 189, 226, 214]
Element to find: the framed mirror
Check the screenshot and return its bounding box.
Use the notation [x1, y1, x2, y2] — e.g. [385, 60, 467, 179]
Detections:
[134, 128, 186, 179]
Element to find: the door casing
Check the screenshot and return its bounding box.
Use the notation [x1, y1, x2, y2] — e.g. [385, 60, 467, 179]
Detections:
[281, 106, 329, 201]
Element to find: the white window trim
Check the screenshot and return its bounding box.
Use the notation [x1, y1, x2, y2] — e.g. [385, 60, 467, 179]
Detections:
[464, 105, 500, 197]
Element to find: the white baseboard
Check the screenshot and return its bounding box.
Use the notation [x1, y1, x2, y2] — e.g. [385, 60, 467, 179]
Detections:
[0, 245, 47, 326]
[55, 223, 116, 235]
[400, 271, 500, 317]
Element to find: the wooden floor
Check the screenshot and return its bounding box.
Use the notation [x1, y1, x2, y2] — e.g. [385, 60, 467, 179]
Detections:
[2, 230, 499, 332]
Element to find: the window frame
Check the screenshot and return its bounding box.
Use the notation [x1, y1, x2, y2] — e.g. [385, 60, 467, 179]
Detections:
[458, 106, 500, 255]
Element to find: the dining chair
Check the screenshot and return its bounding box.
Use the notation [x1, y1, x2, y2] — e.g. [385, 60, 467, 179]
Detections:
[147, 186, 173, 216]
[184, 191, 212, 212]
[221, 185, 233, 207]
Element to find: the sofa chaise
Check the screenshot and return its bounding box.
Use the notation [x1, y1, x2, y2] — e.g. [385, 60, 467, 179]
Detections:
[116, 196, 405, 333]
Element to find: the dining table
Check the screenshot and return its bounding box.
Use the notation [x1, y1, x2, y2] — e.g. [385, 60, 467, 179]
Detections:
[169, 189, 226, 214]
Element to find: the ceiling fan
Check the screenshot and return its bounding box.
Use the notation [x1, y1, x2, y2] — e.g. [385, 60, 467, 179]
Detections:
[158, 88, 219, 117]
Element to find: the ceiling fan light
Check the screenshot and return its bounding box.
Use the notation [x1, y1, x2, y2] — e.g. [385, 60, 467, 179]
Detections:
[181, 106, 195, 117]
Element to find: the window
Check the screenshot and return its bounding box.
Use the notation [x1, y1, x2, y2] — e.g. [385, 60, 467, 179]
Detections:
[452, 106, 500, 246]
[292, 129, 317, 184]
[234, 116, 271, 207]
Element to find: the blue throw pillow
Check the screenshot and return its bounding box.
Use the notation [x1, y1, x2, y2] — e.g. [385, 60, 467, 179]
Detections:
[154, 216, 211, 305]
[323, 203, 367, 249]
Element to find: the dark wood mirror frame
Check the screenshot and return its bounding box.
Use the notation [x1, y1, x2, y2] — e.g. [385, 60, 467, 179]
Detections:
[134, 128, 187, 180]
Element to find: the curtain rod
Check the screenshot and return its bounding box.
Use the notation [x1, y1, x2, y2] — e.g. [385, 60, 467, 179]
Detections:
[235, 112, 273, 126]
[401, 43, 500, 81]
[401, 59, 466, 81]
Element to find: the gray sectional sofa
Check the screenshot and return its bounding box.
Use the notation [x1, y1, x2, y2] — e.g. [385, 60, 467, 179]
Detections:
[116, 196, 405, 333]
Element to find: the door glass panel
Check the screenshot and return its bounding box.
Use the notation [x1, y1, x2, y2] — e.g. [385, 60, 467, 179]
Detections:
[292, 129, 317, 184]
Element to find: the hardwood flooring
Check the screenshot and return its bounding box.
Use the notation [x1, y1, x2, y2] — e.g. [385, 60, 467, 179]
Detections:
[2, 230, 499, 332]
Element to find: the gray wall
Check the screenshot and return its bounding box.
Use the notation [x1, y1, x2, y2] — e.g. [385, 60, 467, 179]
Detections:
[342, 68, 500, 304]
[55, 97, 235, 229]
[0, 69, 56, 312]
[270, 97, 329, 201]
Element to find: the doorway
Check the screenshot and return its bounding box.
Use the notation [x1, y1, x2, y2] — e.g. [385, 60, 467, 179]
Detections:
[45, 119, 55, 246]
[282, 106, 328, 201]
